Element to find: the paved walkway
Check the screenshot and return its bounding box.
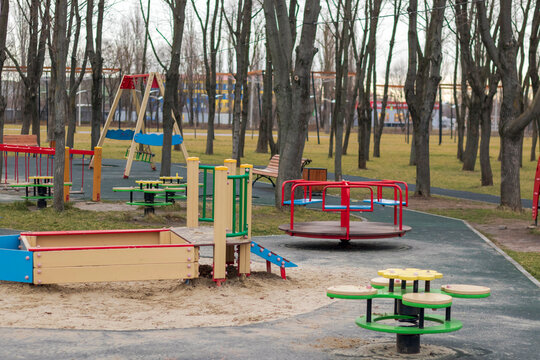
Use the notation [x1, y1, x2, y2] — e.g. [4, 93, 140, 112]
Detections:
[0, 159, 538, 359]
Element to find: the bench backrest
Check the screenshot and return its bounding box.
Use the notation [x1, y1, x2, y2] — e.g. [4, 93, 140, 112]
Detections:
[266, 155, 281, 171]
[265, 154, 311, 170]
[2, 134, 38, 146]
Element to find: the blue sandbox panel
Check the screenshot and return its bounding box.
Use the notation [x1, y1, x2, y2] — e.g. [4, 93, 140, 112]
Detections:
[0, 249, 33, 283]
[0, 234, 21, 250]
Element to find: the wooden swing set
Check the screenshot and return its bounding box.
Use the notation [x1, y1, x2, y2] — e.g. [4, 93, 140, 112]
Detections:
[91, 72, 189, 178]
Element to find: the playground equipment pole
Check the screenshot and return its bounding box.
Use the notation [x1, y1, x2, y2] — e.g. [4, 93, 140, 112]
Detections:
[213, 166, 228, 285]
[187, 157, 200, 228]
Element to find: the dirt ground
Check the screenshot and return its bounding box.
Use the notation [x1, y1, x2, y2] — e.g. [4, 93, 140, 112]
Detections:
[406, 196, 540, 253]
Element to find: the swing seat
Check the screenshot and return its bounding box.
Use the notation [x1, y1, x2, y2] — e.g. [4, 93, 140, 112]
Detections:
[125, 148, 155, 163]
[134, 133, 183, 146]
[105, 129, 135, 141]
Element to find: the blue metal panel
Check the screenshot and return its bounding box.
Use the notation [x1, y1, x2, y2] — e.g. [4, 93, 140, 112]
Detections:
[105, 129, 135, 140]
[0, 234, 21, 250]
[250, 241, 297, 268]
[134, 133, 183, 146]
[0, 248, 33, 283]
[283, 199, 323, 206]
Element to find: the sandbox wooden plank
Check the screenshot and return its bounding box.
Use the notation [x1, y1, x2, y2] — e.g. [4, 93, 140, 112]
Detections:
[34, 262, 199, 284]
[34, 247, 197, 268]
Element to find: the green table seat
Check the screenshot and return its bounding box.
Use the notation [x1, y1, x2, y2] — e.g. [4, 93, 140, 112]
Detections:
[126, 201, 173, 206]
[441, 284, 491, 298]
[21, 195, 53, 200]
[112, 187, 144, 192]
[356, 314, 463, 334]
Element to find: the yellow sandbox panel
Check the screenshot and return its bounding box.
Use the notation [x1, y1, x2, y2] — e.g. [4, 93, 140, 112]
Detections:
[33, 262, 199, 284]
[33, 247, 198, 268]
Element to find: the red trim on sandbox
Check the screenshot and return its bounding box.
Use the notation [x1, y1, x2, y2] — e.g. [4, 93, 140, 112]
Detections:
[21, 228, 169, 237]
[28, 243, 194, 252]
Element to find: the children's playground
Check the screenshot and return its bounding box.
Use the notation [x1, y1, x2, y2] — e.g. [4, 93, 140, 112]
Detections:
[0, 148, 538, 359]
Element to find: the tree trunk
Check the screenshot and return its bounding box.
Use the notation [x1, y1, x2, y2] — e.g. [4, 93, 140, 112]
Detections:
[332, 0, 352, 181]
[256, 74, 270, 152]
[230, 0, 252, 162]
[462, 95, 480, 171]
[86, 0, 105, 149]
[414, 123, 430, 195]
[238, 79, 250, 158]
[479, 99, 493, 185]
[161, 0, 187, 176]
[342, 81, 357, 155]
[256, 50, 276, 154]
[405, 0, 446, 197]
[52, 0, 68, 211]
[263, 0, 320, 206]
[373, 0, 401, 158]
[409, 132, 416, 166]
[476, 0, 540, 210]
[531, 120, 537, 161]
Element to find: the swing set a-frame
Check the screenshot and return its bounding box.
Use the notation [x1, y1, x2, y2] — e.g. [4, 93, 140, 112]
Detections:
[92, 72, 189, 178]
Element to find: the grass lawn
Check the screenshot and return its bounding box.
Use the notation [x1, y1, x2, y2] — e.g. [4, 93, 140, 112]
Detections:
[5, 124, 538, 200]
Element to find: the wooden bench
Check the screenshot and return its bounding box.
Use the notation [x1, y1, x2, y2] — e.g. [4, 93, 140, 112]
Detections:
[252, 154, 311, 187]
[2, 134, 38, 146]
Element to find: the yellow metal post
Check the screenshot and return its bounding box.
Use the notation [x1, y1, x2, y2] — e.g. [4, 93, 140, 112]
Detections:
[238, 164, 253, 276]
[213, 166, 228, 284]
[224, 159, 236, 264]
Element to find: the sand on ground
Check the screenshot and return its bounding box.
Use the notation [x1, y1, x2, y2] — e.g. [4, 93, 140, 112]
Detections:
[0, 262, 371, 331]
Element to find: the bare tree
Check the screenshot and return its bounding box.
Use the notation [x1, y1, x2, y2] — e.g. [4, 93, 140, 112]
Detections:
[328, 0, 353, 181]
[404, 0, 446, 197]
[192, 0, 222, 155]
[373, 0, 401, 157]
[452, 34, 465, 161]
[159, 0, 187, 176]
[356, 0, 381, 169]
[255, 38, 277, 154]
[529, 0, 540, 161]
[5, 0, 50, 145]
[455, 0, 498, 186]
[86, 0, 105, 149]
[224, 0, 252, 162]
[66, 0, 88, 149]
[263, 0, 321, 205]
[51, 0, 69, 211]
[477, 0, 540, 209]
[139, 0, 151, 75]
[182, 17, 198, 127]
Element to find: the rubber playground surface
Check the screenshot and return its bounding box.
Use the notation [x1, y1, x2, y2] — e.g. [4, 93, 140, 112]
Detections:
[0, 159, 538, 359]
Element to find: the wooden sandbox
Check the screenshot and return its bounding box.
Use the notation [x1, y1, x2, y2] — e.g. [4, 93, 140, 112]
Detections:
[13, 229, 199, 285]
